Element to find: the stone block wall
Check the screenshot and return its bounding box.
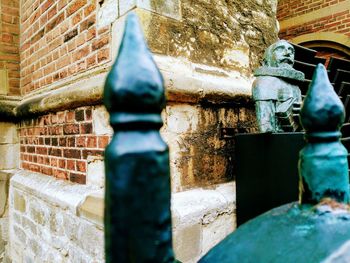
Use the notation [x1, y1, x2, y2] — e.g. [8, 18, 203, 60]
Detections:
[9, 171, 104, 263]
[0, 122, 19, 261]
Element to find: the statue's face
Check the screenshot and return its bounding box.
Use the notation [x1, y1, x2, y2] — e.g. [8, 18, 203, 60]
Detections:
[270, 41, 295, 68]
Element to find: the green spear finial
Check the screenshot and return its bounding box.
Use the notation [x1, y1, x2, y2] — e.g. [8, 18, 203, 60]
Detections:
[299, 63, 349, 204]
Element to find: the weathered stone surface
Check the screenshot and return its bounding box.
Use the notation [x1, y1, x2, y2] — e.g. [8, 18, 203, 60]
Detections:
[0, 96, 20, 119]
[97, 0, 119, 28]
[13, 191, 26, 213]
[132, 1, 278, 74]
[0, 70, 8, 95]
[9, 171, 104, 262]
[78, 191, 104, 226]
[0, 144, 19, 170]
[202, 213, 235, 255]
[120, 0, 181, 19]
[0, 171, 12, 217]
[162, 104, 256, 191]
[172, 182, 236, 261]
[87, 156, 105, 188]
[173, 223, 202, 262]
[92, 106, 113, 135]
[0, 123, 17, 144]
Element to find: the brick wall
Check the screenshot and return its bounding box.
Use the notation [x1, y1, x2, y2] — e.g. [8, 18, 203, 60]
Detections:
[277, 0, 350, 60]
[279, 9, 350, 39]
[277, 0, 347, 21]
[19, 106, 111, 184]
[0, 0, 20, 95]
[20, 0, 111, 95]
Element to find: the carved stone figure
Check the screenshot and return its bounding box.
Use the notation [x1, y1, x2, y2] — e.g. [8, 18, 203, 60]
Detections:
[252, 40, 305, 133]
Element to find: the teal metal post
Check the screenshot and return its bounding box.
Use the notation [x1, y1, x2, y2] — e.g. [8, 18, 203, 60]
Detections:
[299, 63, 349, 204]
[103, 13, 175, 263]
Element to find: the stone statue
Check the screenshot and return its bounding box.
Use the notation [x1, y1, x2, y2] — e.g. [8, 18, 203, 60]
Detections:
[252, 40, 305, 133]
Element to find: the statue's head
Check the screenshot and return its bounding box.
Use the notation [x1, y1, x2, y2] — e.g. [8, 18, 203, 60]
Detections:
[263, 40, 295, 68]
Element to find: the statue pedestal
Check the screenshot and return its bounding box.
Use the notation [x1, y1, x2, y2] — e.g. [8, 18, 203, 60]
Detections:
[235, 132, 305, 225]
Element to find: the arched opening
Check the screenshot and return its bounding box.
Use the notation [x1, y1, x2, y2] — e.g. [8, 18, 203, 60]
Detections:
[289, 32, 350, 66]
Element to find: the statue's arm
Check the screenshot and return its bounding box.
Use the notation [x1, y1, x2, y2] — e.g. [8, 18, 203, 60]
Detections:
[255, 100, 276, 133]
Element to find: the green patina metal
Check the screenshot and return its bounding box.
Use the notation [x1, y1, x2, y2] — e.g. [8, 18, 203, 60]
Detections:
[299, 64, 349, 204]
[252, 40, 304, 133]
[200, 64, 350, 262]
[103, 13, 175, 263]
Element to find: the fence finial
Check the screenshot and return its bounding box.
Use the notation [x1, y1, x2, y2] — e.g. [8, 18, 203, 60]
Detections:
[104, 12, 165, 129]
[299, 63, 349, 204]
[103, 12, 175, 263]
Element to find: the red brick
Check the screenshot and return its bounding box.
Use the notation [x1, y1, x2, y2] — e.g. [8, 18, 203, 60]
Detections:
[76, 136, 86, 147]
[75, 109, 85, 121]
[98, 136, 110, 149]
[41, 0, 55, 13]
[64, 149, 81, 159]
[63, 124, 80, 135]
[36, 147, 48, 155]
[84, 4, 95, 17]
[59, 159, 66, 169]
[92, 35, 109, 51]
[80, 123, 93, 134]
[76, 160, 86, 172]
[53, 169, 68, 180]
[97, 48, 109, 63]
[67, 0, 87, 17]
[67, 159, 75, 170]
[72, 11, 82, 25]
[45, 138, 51, 145]
[46, 12, 64, 32]
[51, 137, 58, 146]
[41, 166, 53, 176]
[65, 138, 74, 148]
[73, 45, 89, 61]
[29, 163, 41, 173]
[87, 136, 97, 148]
[70, 172, 86, 184]
[85, 109, 92, 121]
[59, 137, 67, 146]
[66, 111, 75, 122]
[57, 112, 66, 123]
[80, 16, 95, 32]
[48, 5, 57, 20]
[50, 126, 63, 135]
[64, 28, 78, 42]
[49, 148, 62, 157]
[27, 146, 35, 153]
[82, 149, 104, 159]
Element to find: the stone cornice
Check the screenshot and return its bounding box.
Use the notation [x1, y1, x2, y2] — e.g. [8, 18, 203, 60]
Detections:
[0, 55, 254, 121]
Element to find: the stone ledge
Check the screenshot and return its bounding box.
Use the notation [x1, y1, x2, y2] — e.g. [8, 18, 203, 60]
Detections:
[0, 170, 14, 182]
[10, 170, 100, 215]
[78, 190, 104, 227]
[9, 170, 235, 262]
[172, 182, 236, 262]
[172, 182, 235, 228]
[0, 55, 253, 120]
